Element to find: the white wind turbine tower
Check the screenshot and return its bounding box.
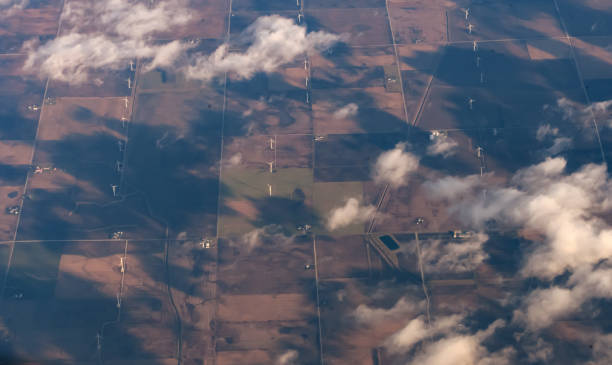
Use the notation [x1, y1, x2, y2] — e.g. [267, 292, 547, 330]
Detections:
[129, 60, 135, 71]
[267, 161, 274, 173]
[473, 40, 478, 52]
[463, 8, 470, 20]
[467, 23, 474, 34]
[468, 98, 476, 110]
[267, 184, 272, 197]
[127, 77, 131, 89]
[124, 97, 129, 109]
[111, 184, 118, 197]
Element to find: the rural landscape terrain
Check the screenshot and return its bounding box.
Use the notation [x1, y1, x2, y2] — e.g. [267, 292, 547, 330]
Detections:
[0, 0, 611, 364]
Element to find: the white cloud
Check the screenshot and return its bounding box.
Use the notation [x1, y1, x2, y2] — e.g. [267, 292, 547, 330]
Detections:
[384, 315, 463, 354]
[275, 350, 299, 365]
[225, 153, 243, 168]
[419, 232, 489, 273]
[182, 15, 341, 81]
[384, 314, 513, 364]
[23, 4, 340, 85]
[555, 97, 612, 129]
[425, 174, 483, 201]
[588, 333, 612, 365]
[516, 266, 612, 330]
[333, 103, 359, 119]
[430, 157, 612, 279]
[327, 198, 376, 231]
[23, 0, 193, 84]
[427, 157, 612, 331]
[0, 0, 28, 18]
[536, 124, 559, 141]
[372, 143, 420, 188]
[353, 296, 423, 325]
[544, 136, 572, 156]
[427, 132, 458, 158]
[231, 225, 292, 253]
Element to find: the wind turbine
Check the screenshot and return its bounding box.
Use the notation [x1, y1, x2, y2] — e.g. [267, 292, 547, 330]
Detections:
[96, 333, 103, 351]
[115, 161, 123, 173]
[476, 55, 481, 67]
[267, 161, 274, 173]
[116, 293, 121, 309]
[267, 184, 272, 197]
[305, 92, 310, 104]
[297, 12, 303, 24]
[473, 40, 478, 52]
[120, 257, 125, 273]
[304, 59, 308, 71]
[127, 77, 131, 89]
[121, 117, 128, 128]
[269, 138, 275, 150]
[467, 23, 474, 34]
[129, 60, 135, 71]
[476, 146, 483, 158]
[111, 184, 118, 197]
[124, 97, 129, 109]
[468, 98, 476, 110]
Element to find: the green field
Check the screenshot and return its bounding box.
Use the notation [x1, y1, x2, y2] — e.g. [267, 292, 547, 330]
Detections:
[219, 167, 314, 236]
[313, 181, 365, 235]
[5, 242, 65, 299]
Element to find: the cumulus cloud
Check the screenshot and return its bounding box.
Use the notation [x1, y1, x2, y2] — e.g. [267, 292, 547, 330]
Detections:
[430, 157, 612, 279]
[23, 3, 340, 84]
[419, 232, 489, 273]
[544, 136, 572, 156]
[427, 157, 612, 331]
[23, 0, 193, 83]
[327, 198, 376, 231]
[427, 132, 458, 158]
[353, 296, 423, 325]
[516, 266, 612, 330]
[384, 314, 513, 364]
[425, 174, 483, 201]
[372, 143, 420, 188]
[275, 350, 299, 365]
[225, 153, 242, 168]
[182, 15, 341, 81]
[333, 103, 359, 119]
[536, 124, 559, 141]
[0, 0, 28, 17]
[588, 333, 612, 365]
[554, 97, 612, 129]
[230, 225, 292, 253]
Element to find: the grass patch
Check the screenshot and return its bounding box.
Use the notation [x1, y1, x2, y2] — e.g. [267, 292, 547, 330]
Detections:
[313, 181, 364, 235]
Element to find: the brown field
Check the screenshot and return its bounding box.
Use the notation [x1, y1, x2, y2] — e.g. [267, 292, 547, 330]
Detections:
[306, 8, 392, 46]
[222, 134, 312, 170]
[47, 70, 132, 98]
[37, 97, 126, 141]
[388, 0, 446, 44]
[310, 46, 395, 90]
[557, 0, 612, 37]
[447, 0, 564, 42]
[315, 235, 372, 280]
[225, 72, 312, 136]
[318, 278, 424, 365]
[217, 234, 314, 294]
[573, 36, 612, 79]
[0, 5, 62, 36]
[312, 87, 406, 135]
[217, 293, 313, 322]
